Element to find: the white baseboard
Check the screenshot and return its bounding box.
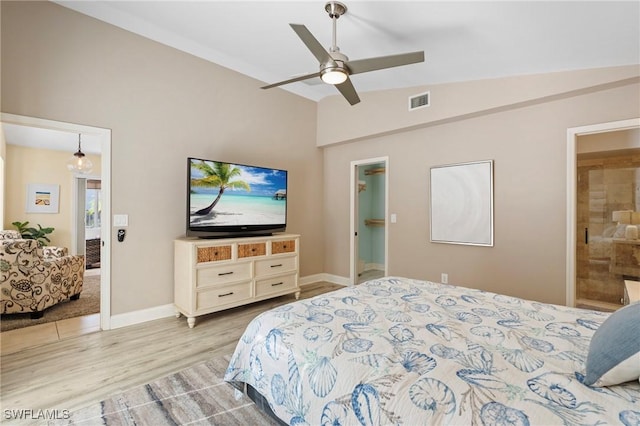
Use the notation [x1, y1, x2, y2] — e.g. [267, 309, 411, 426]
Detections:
[364, 263, 384, 272]
[109, 303, 175, 329]
[300, 273, 350, 287]
[107, 273, 352, 330]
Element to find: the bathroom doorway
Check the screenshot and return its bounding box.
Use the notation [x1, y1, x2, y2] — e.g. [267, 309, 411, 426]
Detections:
[576, 147, 640, 310]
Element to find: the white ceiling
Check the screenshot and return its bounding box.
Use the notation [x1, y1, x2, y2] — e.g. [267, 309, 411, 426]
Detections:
[56, 0, 639, 102]
[3, 123, 103, 154]
[4, 1, 639, 152]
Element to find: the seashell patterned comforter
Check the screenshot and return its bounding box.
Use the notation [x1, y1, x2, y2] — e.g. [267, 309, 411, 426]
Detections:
[224, 276, 640, 425]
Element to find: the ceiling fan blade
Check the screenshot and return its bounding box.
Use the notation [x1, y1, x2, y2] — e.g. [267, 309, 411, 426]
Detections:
[346, 51, 424, 75]
[261, 71, 321, 89]
[335, 77, 361, 105]
[290, 23, 335, 65]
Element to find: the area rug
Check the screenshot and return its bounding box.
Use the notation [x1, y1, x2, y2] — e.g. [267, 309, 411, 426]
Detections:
[0, 273, 100, 332]
[52, 353, 279, 425]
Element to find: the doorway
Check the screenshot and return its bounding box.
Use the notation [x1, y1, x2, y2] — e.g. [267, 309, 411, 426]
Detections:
[1, 113, 112, 330]
[576, 149, 640, 310]
[75, 177, 102, 269]
[350, 157, 389, 285]
[566, 118, 640, 308]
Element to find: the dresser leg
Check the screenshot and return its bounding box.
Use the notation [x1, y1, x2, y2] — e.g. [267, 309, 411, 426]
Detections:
[295, 290, 301, 300]
[175, 309, 181, 318]
[187, 317, 196, 328]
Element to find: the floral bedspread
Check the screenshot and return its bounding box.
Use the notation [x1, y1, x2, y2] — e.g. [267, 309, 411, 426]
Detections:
[225, 276, 640, 425]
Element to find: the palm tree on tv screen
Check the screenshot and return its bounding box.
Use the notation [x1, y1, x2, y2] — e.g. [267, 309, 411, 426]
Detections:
[191, 161, 250, 215]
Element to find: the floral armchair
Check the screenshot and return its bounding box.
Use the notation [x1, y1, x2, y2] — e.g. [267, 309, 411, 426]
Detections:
[0, 231, 85, 318]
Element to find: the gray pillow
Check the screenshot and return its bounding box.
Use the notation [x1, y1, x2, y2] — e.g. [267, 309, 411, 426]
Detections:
[584, 302, 640, 386]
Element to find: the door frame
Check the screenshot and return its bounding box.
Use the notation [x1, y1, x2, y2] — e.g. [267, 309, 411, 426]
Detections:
[565, 117, 640, 307]
[1, 113, 113, 330]
[350, 156, 389, 285]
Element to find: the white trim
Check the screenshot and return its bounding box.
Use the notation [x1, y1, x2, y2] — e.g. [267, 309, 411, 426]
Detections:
[350, 157, 389, 286]
[566, 118, 640, 307]
[109, 304, 175, 329]
[363, 263, 385, 272]
[299, 273, 327, 286]
[301, 273, 351, 287]
[0, 113, 113, 330]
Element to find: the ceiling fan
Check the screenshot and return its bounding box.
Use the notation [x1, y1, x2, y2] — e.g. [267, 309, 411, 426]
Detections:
[262, 1, 425, 106]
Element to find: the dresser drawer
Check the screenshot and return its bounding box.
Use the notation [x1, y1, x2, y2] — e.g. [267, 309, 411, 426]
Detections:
[272, 239, 296, 254]
[238, 242, 266, 258]
[196, 245, 232, 263]
[255, 274, 297, 298]
[196, 281, 251, 310]
[255, 255, 297, 277]
[196, 262, 251, 287]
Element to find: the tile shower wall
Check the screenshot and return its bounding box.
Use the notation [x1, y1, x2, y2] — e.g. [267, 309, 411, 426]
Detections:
[577, 152, 640, 306]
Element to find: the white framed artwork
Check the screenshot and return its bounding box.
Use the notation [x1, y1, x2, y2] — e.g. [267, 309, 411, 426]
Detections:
[25, 183, 60, 214]
[430, 160, 494, 246]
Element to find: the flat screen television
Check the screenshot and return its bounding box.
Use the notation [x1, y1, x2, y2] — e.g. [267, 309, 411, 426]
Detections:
[187, 157, 287, 238]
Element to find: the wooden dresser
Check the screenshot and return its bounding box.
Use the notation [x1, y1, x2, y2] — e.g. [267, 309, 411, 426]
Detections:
[174, 234, 300, 328]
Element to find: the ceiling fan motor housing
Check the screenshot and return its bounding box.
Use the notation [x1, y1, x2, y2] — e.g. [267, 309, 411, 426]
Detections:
[325, 1, 347, 19]
[321, 50, 349, 84]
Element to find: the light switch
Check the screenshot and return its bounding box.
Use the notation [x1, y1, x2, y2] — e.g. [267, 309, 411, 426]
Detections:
[113, 214, 128, 227]
[391, 214, 397, 223]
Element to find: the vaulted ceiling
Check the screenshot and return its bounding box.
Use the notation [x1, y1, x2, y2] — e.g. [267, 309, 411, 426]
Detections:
[4, 1, 640, 151]
[56, 1, 640, 102]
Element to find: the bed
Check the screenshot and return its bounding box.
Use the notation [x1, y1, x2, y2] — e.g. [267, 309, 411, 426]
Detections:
[224, 276, 640, 425]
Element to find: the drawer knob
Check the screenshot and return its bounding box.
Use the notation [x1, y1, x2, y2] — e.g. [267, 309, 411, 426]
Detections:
[214, 251, 218, 256]
[219, 292, 234, 297]
[271, 264, 283, 268]
[218, 271, 234, 276]
[271, 282, 284, 287]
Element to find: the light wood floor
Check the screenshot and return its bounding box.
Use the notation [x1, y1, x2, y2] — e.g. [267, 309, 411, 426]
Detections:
[0, 281, 343, 423]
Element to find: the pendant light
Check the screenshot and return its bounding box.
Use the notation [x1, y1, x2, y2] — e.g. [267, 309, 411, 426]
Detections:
[66, 134, 93, 174]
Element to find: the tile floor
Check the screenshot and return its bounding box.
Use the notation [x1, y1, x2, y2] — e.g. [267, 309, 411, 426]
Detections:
[0, 313, 100, 355]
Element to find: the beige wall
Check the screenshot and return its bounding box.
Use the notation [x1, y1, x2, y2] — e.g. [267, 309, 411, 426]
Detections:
[3, 1, 638, 317]
[1, 1, 321, 315]
[4, 145, 101, 249]
[317, 66, 639, 147]
[321, 78, 639, 305]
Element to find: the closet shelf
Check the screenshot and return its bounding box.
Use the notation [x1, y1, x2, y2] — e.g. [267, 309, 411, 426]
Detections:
[364, 219, 385, 227]
[364, 168, 385, 176]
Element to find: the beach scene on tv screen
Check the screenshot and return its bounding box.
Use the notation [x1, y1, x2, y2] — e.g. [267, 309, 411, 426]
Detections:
[189, 160, 286, 227]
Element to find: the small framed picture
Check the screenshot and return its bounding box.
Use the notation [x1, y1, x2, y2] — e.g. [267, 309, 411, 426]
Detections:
[26, 184, 60, 214]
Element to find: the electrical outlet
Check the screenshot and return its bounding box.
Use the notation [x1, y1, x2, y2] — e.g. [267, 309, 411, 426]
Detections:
[441, 273, 448, 284]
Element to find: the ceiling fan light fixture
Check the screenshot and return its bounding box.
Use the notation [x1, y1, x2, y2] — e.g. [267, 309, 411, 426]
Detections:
[321, 68, 348, 85]
[66, 134, 93, 174]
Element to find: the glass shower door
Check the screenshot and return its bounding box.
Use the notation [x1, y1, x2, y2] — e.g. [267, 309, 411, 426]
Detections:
[576, 155, 639, 310]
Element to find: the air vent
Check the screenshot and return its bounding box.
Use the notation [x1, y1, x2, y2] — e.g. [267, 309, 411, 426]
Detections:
[408, 91, 430, 111]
